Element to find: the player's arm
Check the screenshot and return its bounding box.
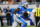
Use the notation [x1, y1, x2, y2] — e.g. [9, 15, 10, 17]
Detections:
[13, 8, 21, 17]
[13, 8, 20, 14]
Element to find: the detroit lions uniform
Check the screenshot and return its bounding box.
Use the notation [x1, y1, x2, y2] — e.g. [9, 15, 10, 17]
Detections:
[12, 5, 28, 27]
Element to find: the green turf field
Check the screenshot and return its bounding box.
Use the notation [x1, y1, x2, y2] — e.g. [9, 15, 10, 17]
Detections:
[17, 26, 36, 27]
[27, 26, 36, 27]
[0, 26, 36, 27]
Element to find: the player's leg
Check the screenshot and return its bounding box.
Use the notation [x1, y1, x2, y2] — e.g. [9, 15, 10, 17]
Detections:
[29, 18, 34, 25]
[12, 14, 18, 27]
[16, 18, 27, 27]
[20, 18, 27, 27]
[12, 21, 18, 27]
[12, 14, 27, 27]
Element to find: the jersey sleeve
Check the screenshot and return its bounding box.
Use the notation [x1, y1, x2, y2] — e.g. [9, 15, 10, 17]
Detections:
[18, 5, 22, 10]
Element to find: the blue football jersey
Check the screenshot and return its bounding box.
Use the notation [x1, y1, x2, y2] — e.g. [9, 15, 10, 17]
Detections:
[17, 5, 28, 16]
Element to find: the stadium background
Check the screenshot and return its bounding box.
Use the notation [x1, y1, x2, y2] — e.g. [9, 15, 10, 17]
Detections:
[0, 5, 38, 26]
[0, 0, 40, 27]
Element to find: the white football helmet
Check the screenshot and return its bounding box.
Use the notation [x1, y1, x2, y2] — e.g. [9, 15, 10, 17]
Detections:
[22, 1, 28, 8]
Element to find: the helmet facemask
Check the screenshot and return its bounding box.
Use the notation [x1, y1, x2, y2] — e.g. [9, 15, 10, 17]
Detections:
[24, 4, 28, 8]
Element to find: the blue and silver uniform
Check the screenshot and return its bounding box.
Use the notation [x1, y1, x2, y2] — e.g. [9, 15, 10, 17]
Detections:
[17, 5, 28, 20]
[16, 5, 28, 27]
[17, 5, 27, 15]
[12, 1, 28, 27]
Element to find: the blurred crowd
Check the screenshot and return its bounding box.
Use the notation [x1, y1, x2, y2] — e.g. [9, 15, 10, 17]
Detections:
[0, 0, 40, 5]
[0, 0, 40, 27]
[0, 0, 22, 5]
[0, 6, 12, 27]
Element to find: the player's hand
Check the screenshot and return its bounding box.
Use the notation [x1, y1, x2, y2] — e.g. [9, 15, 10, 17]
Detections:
[16, 14, 20, 17]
